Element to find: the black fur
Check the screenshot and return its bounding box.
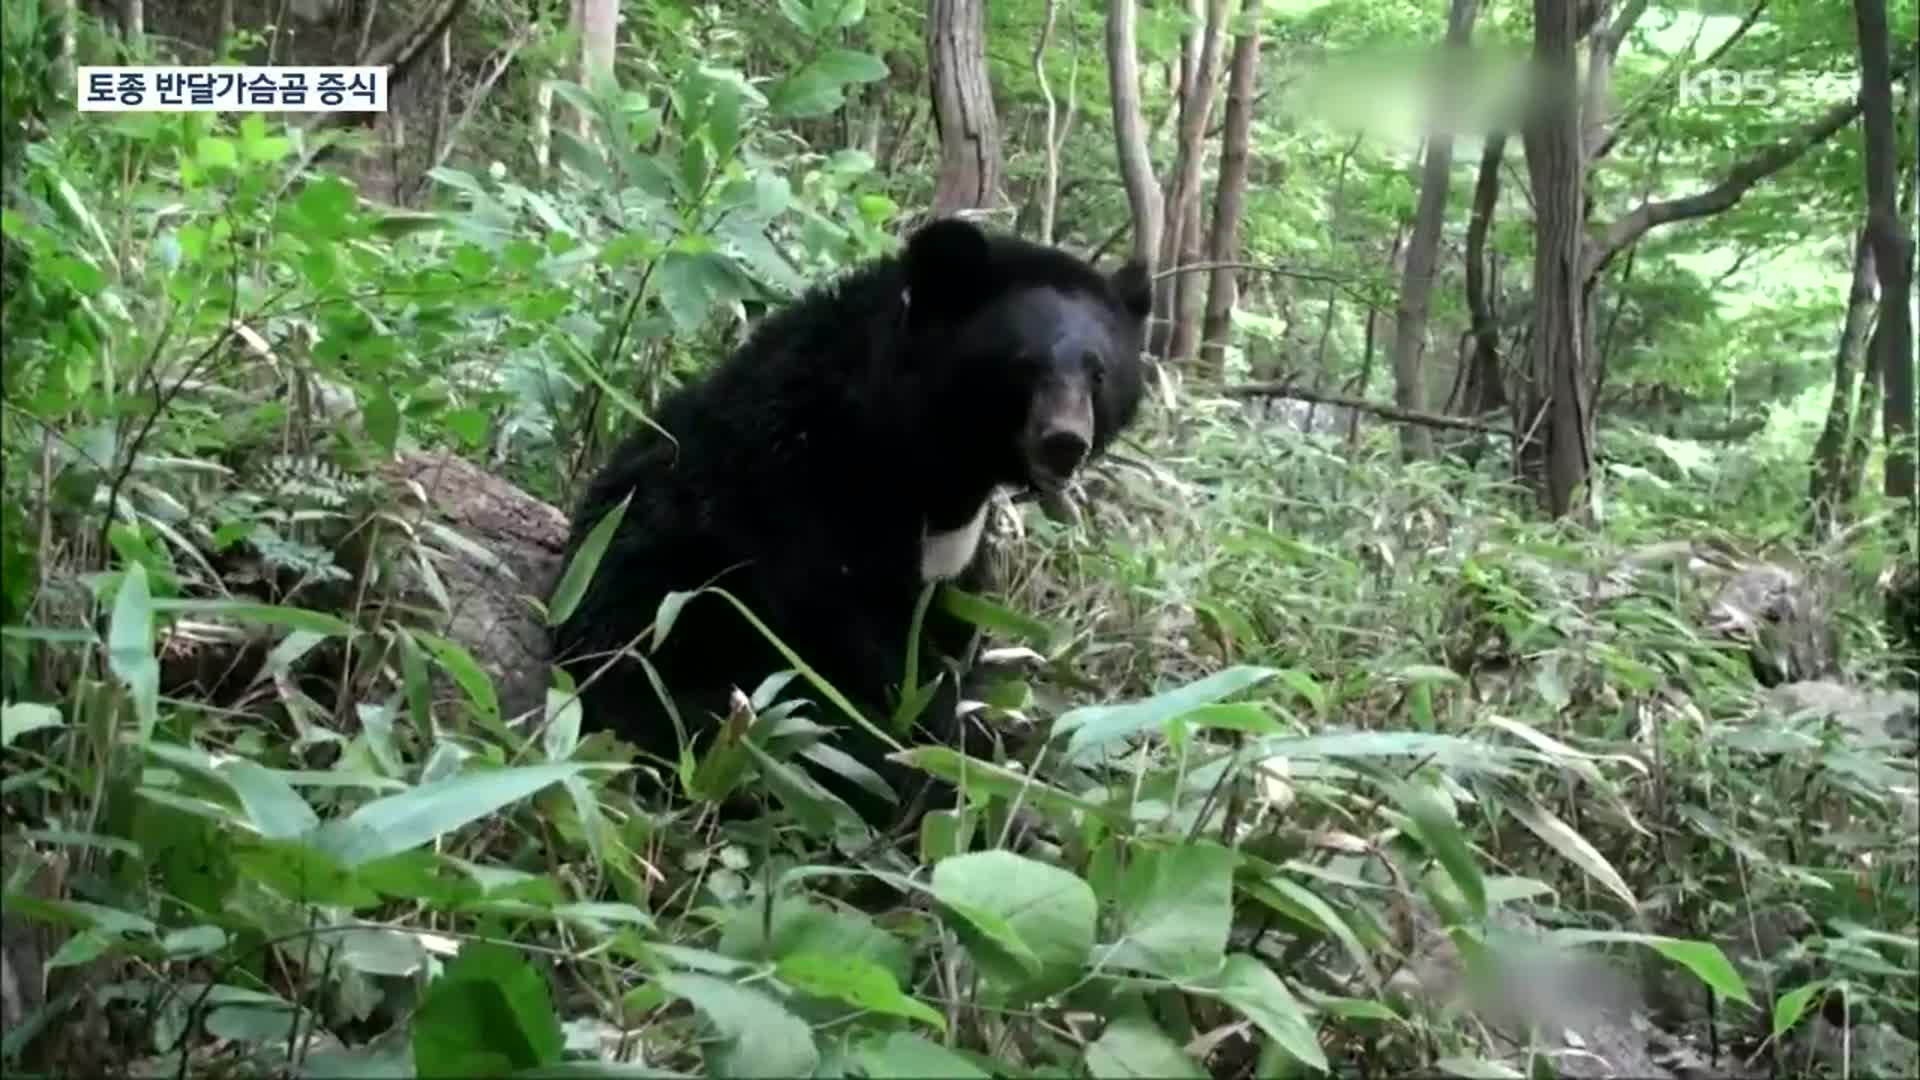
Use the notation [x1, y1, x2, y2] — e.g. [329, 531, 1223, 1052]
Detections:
[549, 218, 1153, 826]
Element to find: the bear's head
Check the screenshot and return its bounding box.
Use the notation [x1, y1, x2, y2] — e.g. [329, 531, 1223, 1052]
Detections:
[899, 218, 1153, 495]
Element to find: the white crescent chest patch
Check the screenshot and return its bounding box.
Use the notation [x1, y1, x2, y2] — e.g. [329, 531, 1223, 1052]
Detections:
[920, 499, 990, 583]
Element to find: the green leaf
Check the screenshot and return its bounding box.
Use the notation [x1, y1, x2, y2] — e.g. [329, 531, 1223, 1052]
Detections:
[414, 632, 501, 726]
[813, 49, 889, 85]
[196, 136, 238, 170]
[318, 762, 606, 867]
[930, 850, 1095, 997]
[855, 1032, 989, 1078]
[776, 951, 945, 1032]
[364, 385, 401, 456]
[1186, 954, 1327, 1072]
[107, 563, 160, 743]
[1384, 778, 1486, 920]
[655, 972, 819, 1079]
[1055, 666, 1280, 757]
[1772, 980, 1826, 1037]
[293, 176, 357, 234]
[414, 942, 563, 1077]
[1084, 1017, 1206, 1079]
[220, 759, 320, 839]
[2, 702, 64, 747]
[892, 745, 1123, 825]
[1507, 796, 1638, 912]
[233, 838, 379, 907]
[1544, 930, 1753, 1007]
[149, 599, 355, 637]
[769, 69, 849, 119]
[777, 0, 816, 32]
[547, 495, 630, 627]
[937, 587, 1054, 648]
[161, 925, 229, 957]
[1106, 841, 1238, 979]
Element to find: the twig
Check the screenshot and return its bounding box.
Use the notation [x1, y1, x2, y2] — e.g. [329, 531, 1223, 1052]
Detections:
[1221, 381, 1508, 435]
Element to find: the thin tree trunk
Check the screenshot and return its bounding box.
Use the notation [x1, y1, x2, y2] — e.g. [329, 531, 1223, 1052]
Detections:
[1157, 0, 1231, 363]
[1463, 131, 1509, 418]
[1852, 0, 1917, 513]
[1389, 0, 1479, 460]
[581, 0, 616, 90]
[1521, 0, 1592, 518]
[1033, 0, 1062, 244]
[215, 0, 235, 57]
[1198, 0, 1263, 374]
[1808, 228, 1879, 537]
[1106, 0, 1162, 268]
[929, 0, 1004, 214]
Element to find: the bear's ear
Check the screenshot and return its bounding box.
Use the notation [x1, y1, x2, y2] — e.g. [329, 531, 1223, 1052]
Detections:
[1109, 259, 1153, 319]
[903, 218, 993, 313]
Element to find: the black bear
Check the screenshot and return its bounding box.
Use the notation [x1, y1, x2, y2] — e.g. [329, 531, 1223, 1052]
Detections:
[549, 217, 1152, 827]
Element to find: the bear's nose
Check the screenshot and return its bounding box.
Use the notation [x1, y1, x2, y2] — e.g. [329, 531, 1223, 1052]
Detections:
[1038, 429, 1089, 476]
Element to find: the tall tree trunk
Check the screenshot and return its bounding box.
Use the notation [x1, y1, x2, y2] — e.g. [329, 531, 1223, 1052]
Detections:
[1106, 0, 1162, 268]
[1157, 0, 1231, 363]
[1808, 228, 1880, 537]
[1851, 0, 1917, 515]
[1199, 0, 1263, 374]
[1463, 131, 1509, 419]
[1389, 0, 1479, 460]
[1521, 0, 1592, 518]
[120, 0, 144, 45]
[1032, 0, 1062, 244]
[581, 0, 616, 89]
[928, 0, 1004, 215]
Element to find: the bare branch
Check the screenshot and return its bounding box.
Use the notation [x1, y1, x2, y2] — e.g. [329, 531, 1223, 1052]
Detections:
[1222, 382, 1508, 435]
[1584, 94, 1863, 280]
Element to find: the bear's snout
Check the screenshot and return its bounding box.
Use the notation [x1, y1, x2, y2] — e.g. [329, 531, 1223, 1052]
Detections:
[1025, 373, 1095, 488]
[1037, 428, 1089, 477]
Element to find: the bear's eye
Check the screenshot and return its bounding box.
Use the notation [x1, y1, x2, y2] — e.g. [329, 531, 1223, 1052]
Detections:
[1083, 350, 1105, 385]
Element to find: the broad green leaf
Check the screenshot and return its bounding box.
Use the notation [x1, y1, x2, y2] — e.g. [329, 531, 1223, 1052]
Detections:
[365, 385, 401, 456]
[107, 563, 160, 743]
[1055, 666, 1280, 756]
[197, 136, 238, 170]
[813, 49, 889, 85]
[1084, 1017, 1206, 1078]
[1543, 929, 1753, 1007]
[547, 495, 631, 627]
[1248, 876, 1375, 989]
[220, 759, 320, 839]
[1105, 841, 1237, 979]
[414, 942, 563, 1077]
[930, 850, 1096, 997]
[320, 762, 605, 867]
[1186, 954, 1326, 1072]
[776, 951, 946, 1032]
[655, 973, 819, 1079]
[855, 1032, 989, 1078]
[1772, 981, 1826, 1037]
